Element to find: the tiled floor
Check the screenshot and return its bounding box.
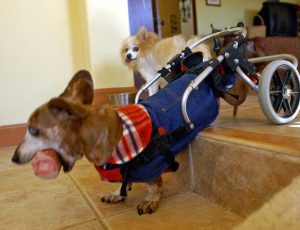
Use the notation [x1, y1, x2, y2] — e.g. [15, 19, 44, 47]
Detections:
[0, 147, 242, 230]
[0, 148, 104, 230]
[1, 94, 299, 229]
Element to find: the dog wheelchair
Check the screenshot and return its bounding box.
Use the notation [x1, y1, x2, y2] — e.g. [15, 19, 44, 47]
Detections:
[135, 27, 300, 126]
[97, 27, 300, 196]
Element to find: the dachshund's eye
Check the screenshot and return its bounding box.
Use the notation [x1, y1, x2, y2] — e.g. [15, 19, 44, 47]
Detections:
[133, 47, 139, 52]
[28, 126, 39, 136]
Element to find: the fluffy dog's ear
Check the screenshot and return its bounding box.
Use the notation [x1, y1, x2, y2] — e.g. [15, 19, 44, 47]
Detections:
[136, 27, 148, 41]
[48, 98, 88, 121]
[60, 70, 94, 105]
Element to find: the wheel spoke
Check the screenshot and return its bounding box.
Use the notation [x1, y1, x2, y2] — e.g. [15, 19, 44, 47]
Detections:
[283, 69, 292, 86]
[273, 96, 284, 113]
[282, 99, 293, 115]
[270, 90, 282, 95]
[273, 70, 283, 87]
[291, 91, 300, 95]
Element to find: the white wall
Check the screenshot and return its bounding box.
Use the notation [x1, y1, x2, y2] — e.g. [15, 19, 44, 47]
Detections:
[0, 0, 133, 126]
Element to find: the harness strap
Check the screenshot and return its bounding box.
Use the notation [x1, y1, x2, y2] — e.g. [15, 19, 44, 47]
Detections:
[119, 142, 157, 197]
[120, 167, 130, 197]
[156, 144, 179, 171]
[120, 181, 128, 197]
[150, 124, 192, 171]
[119, 124, 192, 196]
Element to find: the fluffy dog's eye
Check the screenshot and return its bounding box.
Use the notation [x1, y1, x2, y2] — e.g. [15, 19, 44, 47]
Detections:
[28, 126, 39, 136]
[124, 48, 128, 53]
[133, 47, 139, 52]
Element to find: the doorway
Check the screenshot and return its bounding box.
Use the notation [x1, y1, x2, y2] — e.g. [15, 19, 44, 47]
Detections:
[127, 0, 197, 37]
[127, 0, 197, 87]
[153, 0, 197, 38]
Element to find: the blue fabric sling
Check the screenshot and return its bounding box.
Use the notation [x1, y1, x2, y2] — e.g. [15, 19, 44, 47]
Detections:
[127, 62, 219, 182]
[96, 61, 220, 191]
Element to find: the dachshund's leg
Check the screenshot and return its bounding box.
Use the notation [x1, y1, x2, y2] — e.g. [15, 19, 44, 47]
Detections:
[137, 177, 163, 215]
[101, 183, 132, 203]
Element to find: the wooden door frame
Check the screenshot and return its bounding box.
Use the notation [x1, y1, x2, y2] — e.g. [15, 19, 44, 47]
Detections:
[127, 0, 156, 35]
[191, 0, 198, 35]
[127, 0, 197, 35]
[126, 0, 197, 88]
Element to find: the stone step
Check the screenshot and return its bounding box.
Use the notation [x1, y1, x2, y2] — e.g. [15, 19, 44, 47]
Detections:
[190, 95, 300, 220]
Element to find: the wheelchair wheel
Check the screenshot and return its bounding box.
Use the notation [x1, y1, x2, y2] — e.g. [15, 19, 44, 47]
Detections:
[258, 60, 300, 124]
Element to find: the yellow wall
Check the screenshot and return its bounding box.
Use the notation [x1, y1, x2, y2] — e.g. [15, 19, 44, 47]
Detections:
[1, 0, 299, 126]
[84, 0, 133, 88]
[196, 0, 300, 35]
[0, 0, 74, 125]
[68, 0, 133, 88]
[0, 0, 133, 126]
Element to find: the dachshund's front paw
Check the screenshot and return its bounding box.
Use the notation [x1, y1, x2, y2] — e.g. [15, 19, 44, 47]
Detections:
[101, 194, 126, 203]
[137, 200, 159, 215]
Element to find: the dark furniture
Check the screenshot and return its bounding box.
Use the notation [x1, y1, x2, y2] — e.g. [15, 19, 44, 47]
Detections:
[249, 36, 300, 71]
[254, 2, 298, 37]
[249, 2, 300, 71]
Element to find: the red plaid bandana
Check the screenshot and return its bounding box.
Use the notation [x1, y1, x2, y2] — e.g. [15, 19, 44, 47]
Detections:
[106, 104, 152, 165]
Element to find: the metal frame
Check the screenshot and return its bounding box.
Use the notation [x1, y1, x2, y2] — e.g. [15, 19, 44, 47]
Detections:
[134, 27, 299, 127]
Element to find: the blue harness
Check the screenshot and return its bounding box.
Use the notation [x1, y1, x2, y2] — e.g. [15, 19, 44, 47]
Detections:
[131, 64, 219, 182]
[97, 61, 220, 196]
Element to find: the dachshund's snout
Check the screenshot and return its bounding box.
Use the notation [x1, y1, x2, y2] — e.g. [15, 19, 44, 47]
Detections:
[11, 152, 20, 164]
[11, 147, 21, 164]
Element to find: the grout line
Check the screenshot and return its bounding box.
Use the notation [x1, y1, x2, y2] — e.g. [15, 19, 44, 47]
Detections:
[102, 191, 196, 220]
[56, 219, 98, 230]
[68, 173, 110, 230]
[101, 207, 137, 220]
[188, 143, 195, 191]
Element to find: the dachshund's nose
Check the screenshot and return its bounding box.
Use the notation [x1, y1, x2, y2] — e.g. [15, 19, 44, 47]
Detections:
[11, 153, 20, 163]
[11, 146, 21, 163]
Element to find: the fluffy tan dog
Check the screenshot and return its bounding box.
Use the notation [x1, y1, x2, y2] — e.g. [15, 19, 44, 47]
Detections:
[120, 27, 211, 95]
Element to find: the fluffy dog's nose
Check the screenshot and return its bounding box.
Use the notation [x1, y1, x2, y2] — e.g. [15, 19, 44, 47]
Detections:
[126, 53, 132, 59]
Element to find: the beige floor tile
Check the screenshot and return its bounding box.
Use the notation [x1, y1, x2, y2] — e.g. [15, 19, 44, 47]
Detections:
[58, 219, 106, 230]
[0, 148, 98, 230]
[70, 157, 148, 217]
[206, 95, 300, 157]
[218, 95, 300, 138]
[69, 151, 191, 218]
[103, 192, 242, 230]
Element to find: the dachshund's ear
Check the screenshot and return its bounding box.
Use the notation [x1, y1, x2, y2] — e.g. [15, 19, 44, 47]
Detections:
[48, 98, 88, 121]
[59, 70, 94, 105]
